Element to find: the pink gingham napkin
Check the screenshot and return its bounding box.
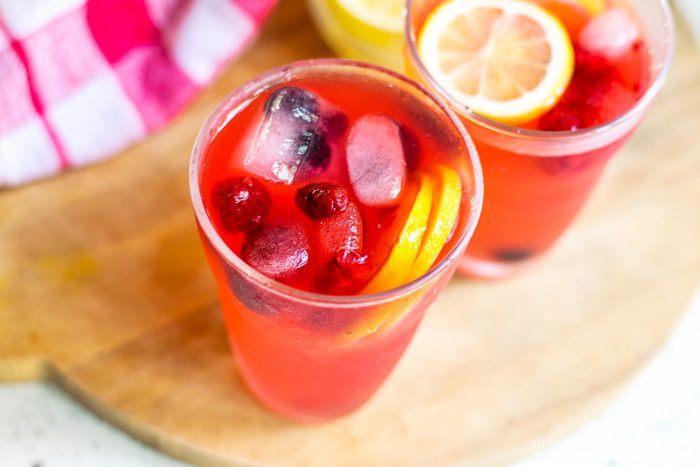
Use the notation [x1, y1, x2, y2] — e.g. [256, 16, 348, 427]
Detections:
[0, 0, 276, 187]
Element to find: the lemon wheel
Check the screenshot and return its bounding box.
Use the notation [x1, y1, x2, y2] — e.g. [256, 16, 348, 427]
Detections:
[418, 0, 575, 124]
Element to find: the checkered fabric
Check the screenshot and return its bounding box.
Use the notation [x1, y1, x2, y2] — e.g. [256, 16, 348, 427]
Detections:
[0, 0, 276, 187]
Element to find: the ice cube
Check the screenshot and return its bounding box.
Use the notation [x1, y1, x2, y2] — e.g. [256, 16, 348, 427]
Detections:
[244, 86, 347, 185]
[241, 223, 310, 282]
[580, 8, 640, 60]
[346, 115, 407, 207]
[264, 86, 320, 124]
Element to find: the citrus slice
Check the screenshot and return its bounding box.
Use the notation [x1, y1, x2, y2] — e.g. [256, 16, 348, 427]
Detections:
[361, 173, 433, 295]
[418, 0, 575, 124]
[406, 165, 463, 282]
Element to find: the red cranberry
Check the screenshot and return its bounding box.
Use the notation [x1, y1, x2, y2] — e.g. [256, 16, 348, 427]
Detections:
[295, 183, 349, 220]
[212, 177, 271, 232]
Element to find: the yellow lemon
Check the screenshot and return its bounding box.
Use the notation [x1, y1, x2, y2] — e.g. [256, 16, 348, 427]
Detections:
[362, 173, 433, 295]
[406, 165, 462, 282]
[418, 0, 575, 125]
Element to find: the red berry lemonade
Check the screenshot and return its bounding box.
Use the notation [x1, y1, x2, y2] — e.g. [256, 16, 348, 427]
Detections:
[190, 60, 482, 421]
[406, 0, 673, 277]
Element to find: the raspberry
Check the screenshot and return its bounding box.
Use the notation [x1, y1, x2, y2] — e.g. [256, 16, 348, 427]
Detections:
[211, 177, 271, 233]
[538, 48, 633, 132]
[295, 183, 349, 220]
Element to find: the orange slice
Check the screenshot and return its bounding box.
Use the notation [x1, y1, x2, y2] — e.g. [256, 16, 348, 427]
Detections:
[418, 0, 574, 124]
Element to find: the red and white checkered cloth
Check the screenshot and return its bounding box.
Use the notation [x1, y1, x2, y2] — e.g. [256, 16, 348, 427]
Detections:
[0, 0, 276, 187]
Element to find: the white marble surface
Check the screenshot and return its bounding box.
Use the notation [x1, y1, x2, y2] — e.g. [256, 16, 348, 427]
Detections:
[2, 291, 699, 467]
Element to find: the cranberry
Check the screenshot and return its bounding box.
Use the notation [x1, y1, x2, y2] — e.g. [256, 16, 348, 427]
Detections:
[295, 183, 349, 220]
[331, 249, 371, 279]
[211, 177, 271, 233]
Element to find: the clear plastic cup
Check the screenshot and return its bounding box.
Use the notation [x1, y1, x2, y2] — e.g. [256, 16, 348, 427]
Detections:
[405, 0, 674, 278]
[190, 59, 483, 421]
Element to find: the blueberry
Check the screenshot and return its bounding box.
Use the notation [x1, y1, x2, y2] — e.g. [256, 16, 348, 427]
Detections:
[296, 129, 331, 171]
[540, 153, 598, 176]
[264, 86, 319, 124]
[226, 268, 277, 316]
[322, 111, 348, 140]
[399, 124, 421, 171]
[493, 249, 535, 262]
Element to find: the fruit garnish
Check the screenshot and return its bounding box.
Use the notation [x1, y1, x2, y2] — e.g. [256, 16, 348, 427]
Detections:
[346, 114, 407, 207]
[362, 173, 433, 294]
[296, 183, 350, 220]
[241, 224, 310, 282]
[343, 167, 462, 340]
[322, 249, 373, 294]
[538, 48, 636, 131]
[211, 177, 271, 233]
[318, 200, 363, 266]
[406, 165, 462, 282]
[418, 0, 574, 125]
[579, 7, 640, 60]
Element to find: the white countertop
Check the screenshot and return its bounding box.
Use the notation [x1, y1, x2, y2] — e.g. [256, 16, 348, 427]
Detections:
[2, 290, 699, 467]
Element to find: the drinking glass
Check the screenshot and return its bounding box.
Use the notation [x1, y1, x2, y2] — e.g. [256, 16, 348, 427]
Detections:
[190, 60, 483, 421]
[405, 0, 674, 278]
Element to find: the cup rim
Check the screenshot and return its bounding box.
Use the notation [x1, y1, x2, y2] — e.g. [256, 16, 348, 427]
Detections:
[404, 0, 675, 146]
[190, 58, 484, 308]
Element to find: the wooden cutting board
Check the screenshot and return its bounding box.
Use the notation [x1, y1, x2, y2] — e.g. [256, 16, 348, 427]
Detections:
[1, 2, 699, 466]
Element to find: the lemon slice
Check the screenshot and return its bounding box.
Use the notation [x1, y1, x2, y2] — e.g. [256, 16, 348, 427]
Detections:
[362, 173, 433, 295]
[406, 165, 462, 282]
[418, 0, 574, 124]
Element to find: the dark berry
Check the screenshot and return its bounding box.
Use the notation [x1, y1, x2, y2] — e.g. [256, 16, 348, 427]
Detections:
[264, 86, 319, 124]
[540, 153, 597, 175]
[241, 224, 309, 282]
[317, 249, 373, 295]
[538, 47, 628, 132]
[226, 267, 276, 316]
[212, 177, 271, 233]
[399, 124, 421, 171]
[538, 102, 587, 132]
[322, 111, 348, 140]
[296, 183, 349, 220]
[493, 249, 535, 262]
[296, 129, 331, 171]
[331, 249, 371, 279]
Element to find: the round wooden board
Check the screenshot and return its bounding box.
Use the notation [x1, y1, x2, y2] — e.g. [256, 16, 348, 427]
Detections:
[1, 2, 699, 466]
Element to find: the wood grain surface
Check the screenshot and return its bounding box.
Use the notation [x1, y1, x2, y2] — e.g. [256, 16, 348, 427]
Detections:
[1, 1, 699, 466]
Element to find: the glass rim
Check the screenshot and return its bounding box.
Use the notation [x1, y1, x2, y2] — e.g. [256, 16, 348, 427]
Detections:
[404, 0, 675, 145]
[190, 58, 484, 308]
